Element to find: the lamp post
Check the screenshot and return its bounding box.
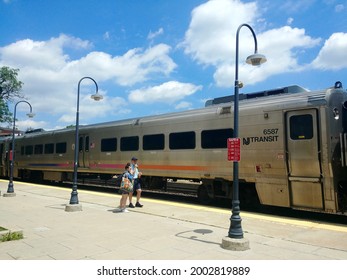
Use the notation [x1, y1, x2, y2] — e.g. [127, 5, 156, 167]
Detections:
[5, 101, 35, 197]
[66, 77, 103, 211]
[226, 24, 266, 246]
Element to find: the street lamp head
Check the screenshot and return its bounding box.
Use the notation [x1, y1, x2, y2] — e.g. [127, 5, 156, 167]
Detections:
[246, 53, 267, 66]
[26, 112, 35, 118]
[91, 92, 103, 101]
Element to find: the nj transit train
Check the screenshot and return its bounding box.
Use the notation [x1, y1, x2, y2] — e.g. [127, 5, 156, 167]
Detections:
[1, 81, 347, 214]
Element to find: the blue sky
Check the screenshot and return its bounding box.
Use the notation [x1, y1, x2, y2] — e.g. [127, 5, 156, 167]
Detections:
[1, 0, 347, 131]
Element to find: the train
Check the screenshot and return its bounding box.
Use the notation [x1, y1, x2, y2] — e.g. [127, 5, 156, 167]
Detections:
[1, 81, 347, 214]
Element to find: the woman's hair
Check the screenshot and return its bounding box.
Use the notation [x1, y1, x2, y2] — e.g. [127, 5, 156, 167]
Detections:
[124, 162, 131, 169]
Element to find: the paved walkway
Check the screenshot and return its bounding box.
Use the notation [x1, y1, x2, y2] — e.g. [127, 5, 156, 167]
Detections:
[1, 179, 347, 260]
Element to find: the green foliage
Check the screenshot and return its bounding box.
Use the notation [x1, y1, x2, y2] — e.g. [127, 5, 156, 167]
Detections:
[0, 98, 13, 123]
[0, 66, 24, 125]
[0, 231, 24, 242]
[0, 66, 24, 101]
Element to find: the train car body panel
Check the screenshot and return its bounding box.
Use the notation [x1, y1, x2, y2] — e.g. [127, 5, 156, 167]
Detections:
[1, 82, 347, 214]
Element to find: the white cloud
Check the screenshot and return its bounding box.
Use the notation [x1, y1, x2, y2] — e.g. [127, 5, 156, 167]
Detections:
[175, 101, 192, 110]
[335, 4, 344, 12]
[0, 34, 177, 129]
[147, 28, 164, 40]
[279, 0, 315, 13]
[311, 32, 347, 70]
[103, 31, 110, 40]
[182, 0, 258, 66]
[128, 81, 202, 104]
[58, 93, 128, 124]
[0, 34, 91, 70]
[258, 26, 320, 69]
[182, 0, 320, 87]
[72, 44, 176, 86]
[16, 118, 47, 132]
[287, 17, 294, 25]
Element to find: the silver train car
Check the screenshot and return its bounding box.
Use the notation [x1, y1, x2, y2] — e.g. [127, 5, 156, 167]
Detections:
[1, 81, 347, 214]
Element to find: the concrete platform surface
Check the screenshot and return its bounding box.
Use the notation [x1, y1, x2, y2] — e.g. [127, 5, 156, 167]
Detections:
[1, 179, 347, 260]
[1, 179, 347, 279]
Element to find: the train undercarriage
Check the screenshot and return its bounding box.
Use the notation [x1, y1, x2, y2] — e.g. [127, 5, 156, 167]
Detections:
[6, 167, 347, 214]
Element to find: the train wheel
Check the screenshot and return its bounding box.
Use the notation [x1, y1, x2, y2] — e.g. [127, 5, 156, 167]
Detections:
[197, 185, 212, 205]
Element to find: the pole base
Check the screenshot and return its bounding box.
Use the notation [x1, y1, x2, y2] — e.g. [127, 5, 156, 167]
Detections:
[221, 236, 250, 251]
[65, 203, 82, 212]
[3, 192, 16, 197]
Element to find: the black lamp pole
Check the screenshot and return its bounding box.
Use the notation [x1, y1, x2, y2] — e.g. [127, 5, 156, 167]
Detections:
[228, 23, 266, 238]
[68, 77, 100, 205]
[7, 100, 34, 195]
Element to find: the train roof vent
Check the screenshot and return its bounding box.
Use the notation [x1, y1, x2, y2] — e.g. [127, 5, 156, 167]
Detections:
[217, 106, 231, 115]
[245, 85, 307, 99]
[25, 128, 45, 134]
[205, 96, 233, 107]
[205, 85, 308, 107]
[132, 119, 140, 126]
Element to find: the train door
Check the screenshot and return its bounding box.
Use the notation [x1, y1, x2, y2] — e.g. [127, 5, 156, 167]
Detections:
[0, 143, 4, 176]
[285, 109, 324, 209]
[1, 141, 10, 177]
[78, 135, 90, 168]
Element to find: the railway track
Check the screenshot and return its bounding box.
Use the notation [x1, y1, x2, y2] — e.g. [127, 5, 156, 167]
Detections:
[59, 178, 347, 226]
[65, 178, 200, 197]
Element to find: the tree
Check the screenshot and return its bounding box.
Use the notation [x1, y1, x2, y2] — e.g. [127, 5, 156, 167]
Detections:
[0, 99, 12, 123]
[0, 66, 24, 101]
[0, 66, 24, 124]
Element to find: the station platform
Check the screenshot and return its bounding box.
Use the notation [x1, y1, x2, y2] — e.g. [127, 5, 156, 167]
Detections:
[1, 179, 347, 261]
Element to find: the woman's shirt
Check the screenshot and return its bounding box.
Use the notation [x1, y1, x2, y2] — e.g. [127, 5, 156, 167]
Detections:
[124, 170, 134, 181]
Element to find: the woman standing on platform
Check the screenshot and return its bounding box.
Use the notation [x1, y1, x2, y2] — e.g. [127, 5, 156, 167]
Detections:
[115, 163, 134, 213]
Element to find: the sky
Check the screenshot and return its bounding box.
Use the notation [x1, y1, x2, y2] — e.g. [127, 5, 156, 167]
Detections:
[1, 0, 347, 131]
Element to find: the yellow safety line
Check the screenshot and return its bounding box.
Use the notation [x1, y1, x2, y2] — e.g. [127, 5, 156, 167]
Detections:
[2, 179, 347, 233]
[145, 198, 347, 233]
[241, 212, 347, 233]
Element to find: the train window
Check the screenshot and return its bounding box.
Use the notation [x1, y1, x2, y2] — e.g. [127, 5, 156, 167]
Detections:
[85, 136, 90, 152]
[79, 136, 84, 152]
[120, 136, 139, 151]
[201, 128, 233, 149]
[56, 142, 67, 154]
[169, 131, 196, 150]
[143, 134, 164, 150]
[290, 114, 313, 140]
[25, 145, 33, 155]
[44, 143, 54, 154]
[34, 144, 43, 154]
[101, 138, 117, 152]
